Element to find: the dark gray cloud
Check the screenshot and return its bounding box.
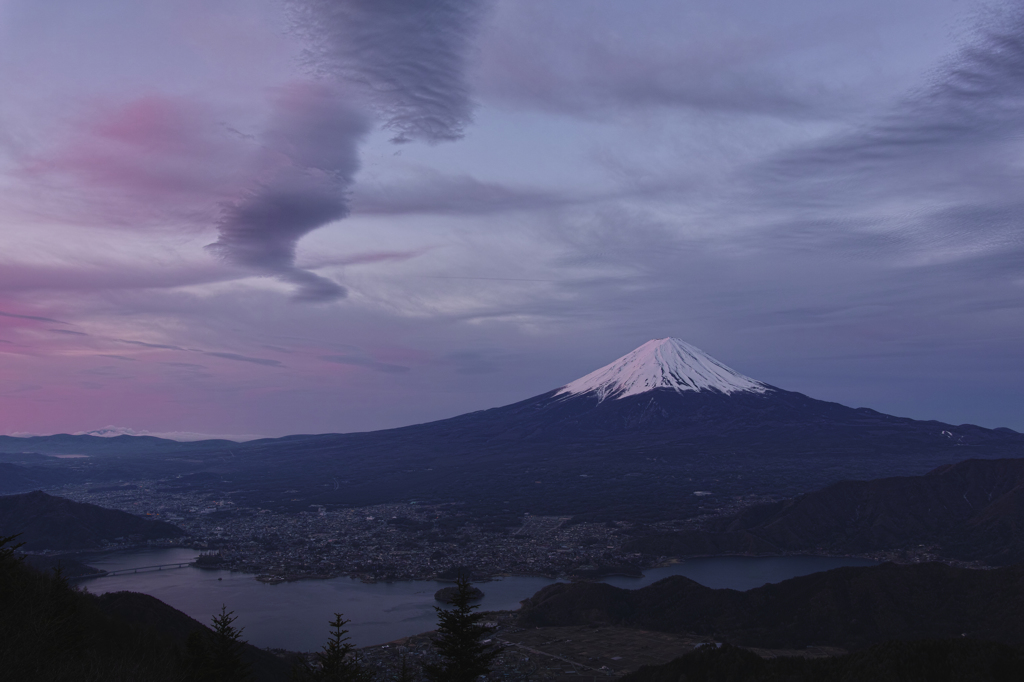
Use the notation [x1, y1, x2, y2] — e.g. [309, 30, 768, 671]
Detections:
[290, 0, 487, 143]
[320, 354, 409, 373]
[211, 1, 489, 298]
[208, 84, 368, 302]
[0, 310, 68, 324]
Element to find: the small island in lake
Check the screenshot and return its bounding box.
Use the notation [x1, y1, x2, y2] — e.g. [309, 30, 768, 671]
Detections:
[435, 585, 484, 603]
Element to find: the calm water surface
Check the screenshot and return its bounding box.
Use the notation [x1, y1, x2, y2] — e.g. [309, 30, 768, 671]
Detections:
[79, 549, 875, 649]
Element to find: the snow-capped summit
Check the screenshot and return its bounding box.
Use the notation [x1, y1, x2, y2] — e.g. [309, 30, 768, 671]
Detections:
[556, 338, 770, 401]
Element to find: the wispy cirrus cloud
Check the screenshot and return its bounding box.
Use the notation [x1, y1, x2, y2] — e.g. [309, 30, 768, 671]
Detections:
[116, 338, 284, 367]
[351, 170, 568, 216]
[752, 4, 1024, 235]
[320, 354, 409, 374]
[0, 310, 69, 324]
[203, 351, 284, 367]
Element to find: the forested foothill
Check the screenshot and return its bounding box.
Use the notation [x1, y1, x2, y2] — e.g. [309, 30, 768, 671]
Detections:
[0, 534, 289, 682]
[628, 458, 1024, 566]
[0, 490, 183, 551]
[519, 562, 1024, 649]
[619, 640, 1024, 682]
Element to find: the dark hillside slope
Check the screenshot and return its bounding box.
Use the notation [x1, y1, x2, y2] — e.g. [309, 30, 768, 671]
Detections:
[629, 458, 1024, 565]
[0, 490, 184, 550]
[519, 562, 1024, 649]
[95, 591, 290, 681]
[619, 640, 1024, 682]
[0, 536, 288, 681]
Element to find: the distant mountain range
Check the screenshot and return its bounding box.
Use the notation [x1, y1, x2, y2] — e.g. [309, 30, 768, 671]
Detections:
[629, 457, 1024, 565]
[0, 490, 184, 551]
[2, 338, 1023, 520]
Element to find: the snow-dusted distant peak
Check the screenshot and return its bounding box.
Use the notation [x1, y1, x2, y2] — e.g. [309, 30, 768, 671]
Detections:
[556, 338, 770, 401]
[72, 425, 263, 442]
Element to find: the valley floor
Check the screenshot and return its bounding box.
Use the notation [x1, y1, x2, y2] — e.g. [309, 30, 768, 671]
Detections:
[359, 615, 849, 681]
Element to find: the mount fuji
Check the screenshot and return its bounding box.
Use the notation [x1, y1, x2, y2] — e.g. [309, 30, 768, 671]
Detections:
[4, 338, 1023, 521]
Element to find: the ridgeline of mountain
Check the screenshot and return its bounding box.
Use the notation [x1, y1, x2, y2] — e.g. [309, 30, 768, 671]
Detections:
[627, 457, 1024, 565]
[518, 562, 1024, 650]
[3, 339, 1023, 520]
[619, 640, 1024, 682]
[0, 432, 239, 456]
[94, 591, 290, 681]
[0, 491, 184, 551]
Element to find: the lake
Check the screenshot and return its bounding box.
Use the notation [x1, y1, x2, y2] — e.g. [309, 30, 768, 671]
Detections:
[78, 549, 876, 649]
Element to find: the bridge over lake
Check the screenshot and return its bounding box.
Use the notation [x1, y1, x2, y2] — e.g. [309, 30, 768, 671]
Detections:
[98, 561, 195, 577]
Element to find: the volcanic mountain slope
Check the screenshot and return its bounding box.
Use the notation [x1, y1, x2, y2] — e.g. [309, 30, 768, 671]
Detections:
[4, 339, 1024, 520]
[207, 338, 1023, 516]
[628, 457, 1024, 565]
[0, 490, 184, 551]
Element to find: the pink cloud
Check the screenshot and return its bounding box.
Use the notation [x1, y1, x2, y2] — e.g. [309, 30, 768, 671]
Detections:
[20, 94, 256, 227]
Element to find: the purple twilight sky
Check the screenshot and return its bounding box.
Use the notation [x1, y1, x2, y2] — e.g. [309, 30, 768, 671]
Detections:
[2, 0, 1024, 439]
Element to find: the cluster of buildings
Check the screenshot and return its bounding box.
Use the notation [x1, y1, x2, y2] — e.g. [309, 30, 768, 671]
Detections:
[58, 481, 654, 581]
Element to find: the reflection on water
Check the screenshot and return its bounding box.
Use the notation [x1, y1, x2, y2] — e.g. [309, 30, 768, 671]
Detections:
[604, 555, 878, 592]
[78, 549, 876, 650]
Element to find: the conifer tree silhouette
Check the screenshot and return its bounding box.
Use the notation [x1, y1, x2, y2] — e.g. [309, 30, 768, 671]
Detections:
[423, 574, 500, 682]
[187, 604, 252, 681]
[293, 613, 372, 681]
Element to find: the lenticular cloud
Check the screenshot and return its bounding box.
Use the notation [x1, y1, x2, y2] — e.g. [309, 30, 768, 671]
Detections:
[213, 0, 488, 300]
[290, 0, 487, 143]
[208, 83, 368, 301]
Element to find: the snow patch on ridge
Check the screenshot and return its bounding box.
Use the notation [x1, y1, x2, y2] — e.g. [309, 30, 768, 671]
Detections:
[557, 338, 770, 401]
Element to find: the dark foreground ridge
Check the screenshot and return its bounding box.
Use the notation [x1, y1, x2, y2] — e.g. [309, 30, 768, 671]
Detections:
[519, 561, 1024, 650]
[0, 490, 184, 551]
[629, 457, 1024, 565]
[4, 529, 1024, 681]
[619, 640, 1024, 682]
[0, 536, 289, 682]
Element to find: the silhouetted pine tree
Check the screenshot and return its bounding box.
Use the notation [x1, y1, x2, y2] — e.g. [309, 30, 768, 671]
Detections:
[423, 574, 500, 682]
[187, 605, 252, 682]
[292, 613, 372, 682]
